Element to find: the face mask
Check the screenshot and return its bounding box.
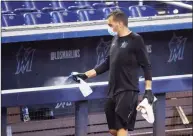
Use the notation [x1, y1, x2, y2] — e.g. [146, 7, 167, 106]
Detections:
[107, 26, 117, 36]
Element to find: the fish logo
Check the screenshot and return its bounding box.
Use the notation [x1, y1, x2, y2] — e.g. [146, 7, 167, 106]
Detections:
[15, 46, 36, 75]
[168, 33, 187, 63]
[95, 38, 111, 67]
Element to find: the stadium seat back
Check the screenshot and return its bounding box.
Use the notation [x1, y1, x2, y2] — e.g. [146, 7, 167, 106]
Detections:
[24, 12, 53, 25]
[59, 1, 77, 9]
[103, 7, 131, 18]
[59, 1, 89, 11]
[2, 14, 26, 27]
[76, 1, 115, 9]
[76, 1, 91, 7]
[92, 2, 116, 9]
[1, 1, 12, 14]
[166, 2, 192, 15]
[77, 9, 104, 21]
[1, 1, 8, 11]
[51, 11, 79, 23]
[2, 1, 36, 13]
[129, 5, 158, 17]
[118, 1, 138, 9]
[33, 1, 65, 12]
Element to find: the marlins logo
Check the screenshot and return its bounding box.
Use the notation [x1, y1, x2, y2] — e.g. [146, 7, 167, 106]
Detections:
[15, 46, 36, 75]
[168, 33, 187, 63]
[95, 38, 111, 67]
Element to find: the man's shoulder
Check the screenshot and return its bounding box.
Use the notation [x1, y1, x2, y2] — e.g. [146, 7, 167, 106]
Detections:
[130, 32, 142, 39]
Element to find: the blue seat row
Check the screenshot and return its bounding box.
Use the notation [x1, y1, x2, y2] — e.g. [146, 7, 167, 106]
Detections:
[166, 1, 192, 15]
[2, 6, 159, 27]
[2, 1, 192, 15]
[1, 1, 117, 14]
[143, 1, 192, 15]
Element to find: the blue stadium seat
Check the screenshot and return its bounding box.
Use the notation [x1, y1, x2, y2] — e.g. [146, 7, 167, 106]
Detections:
[117, 1, 138, 9]
[2, 14, 26, 27]
[59, 1, 102, 8]
[59, 1, 76, 8]
[33, 1, 66, 12]
[50, 11, 79, 23]
[1, 1, 12, 14]
[60, 1, 110, 11]
[77, 9, 105, 21]
[76, 1, 93, 7]
[167, 7, 192, 14]
[59, 1, 87, 10]
[102, 7, 131, 18]
[92, 2, 116, 9]
[76, 1, 115, 9]
[129, 5, 158, 17]
[24, 12, 53, 25]
[68, 6, 90, 11]
[1, 1, 7, 11]
[166, 1, 192, 15]
[2, 1, 37, 14]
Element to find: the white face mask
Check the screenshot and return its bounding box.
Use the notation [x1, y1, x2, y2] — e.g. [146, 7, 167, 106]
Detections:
[107, 26, 117, 36]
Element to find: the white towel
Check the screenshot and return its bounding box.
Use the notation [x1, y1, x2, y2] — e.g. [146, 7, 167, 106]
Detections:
[71, 72, 93, 97]
[137, 97, 157, 124]
[77, 77, 93, 97]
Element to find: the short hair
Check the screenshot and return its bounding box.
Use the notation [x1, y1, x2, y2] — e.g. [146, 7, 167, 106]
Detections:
[107, 10, 128, 27]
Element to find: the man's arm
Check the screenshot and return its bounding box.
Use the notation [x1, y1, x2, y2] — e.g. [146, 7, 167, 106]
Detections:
[135, 36, 152, 89]
[85, 55, 110, 78]
[77, 36, 117, 80]
[135, 35, 154, 104]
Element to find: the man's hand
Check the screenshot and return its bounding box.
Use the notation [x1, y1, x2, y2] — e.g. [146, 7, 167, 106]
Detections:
[143, 90, 154, 104]
[71, 69, 96, 82]
[72, 72, 88, 82]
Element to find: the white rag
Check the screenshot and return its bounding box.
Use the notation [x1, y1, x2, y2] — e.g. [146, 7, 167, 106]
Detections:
[137, 96, 157, 124]
[71, 72, 93, 97]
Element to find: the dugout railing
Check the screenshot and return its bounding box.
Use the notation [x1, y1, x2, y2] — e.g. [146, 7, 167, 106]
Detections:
[2, 74, 192, 136]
